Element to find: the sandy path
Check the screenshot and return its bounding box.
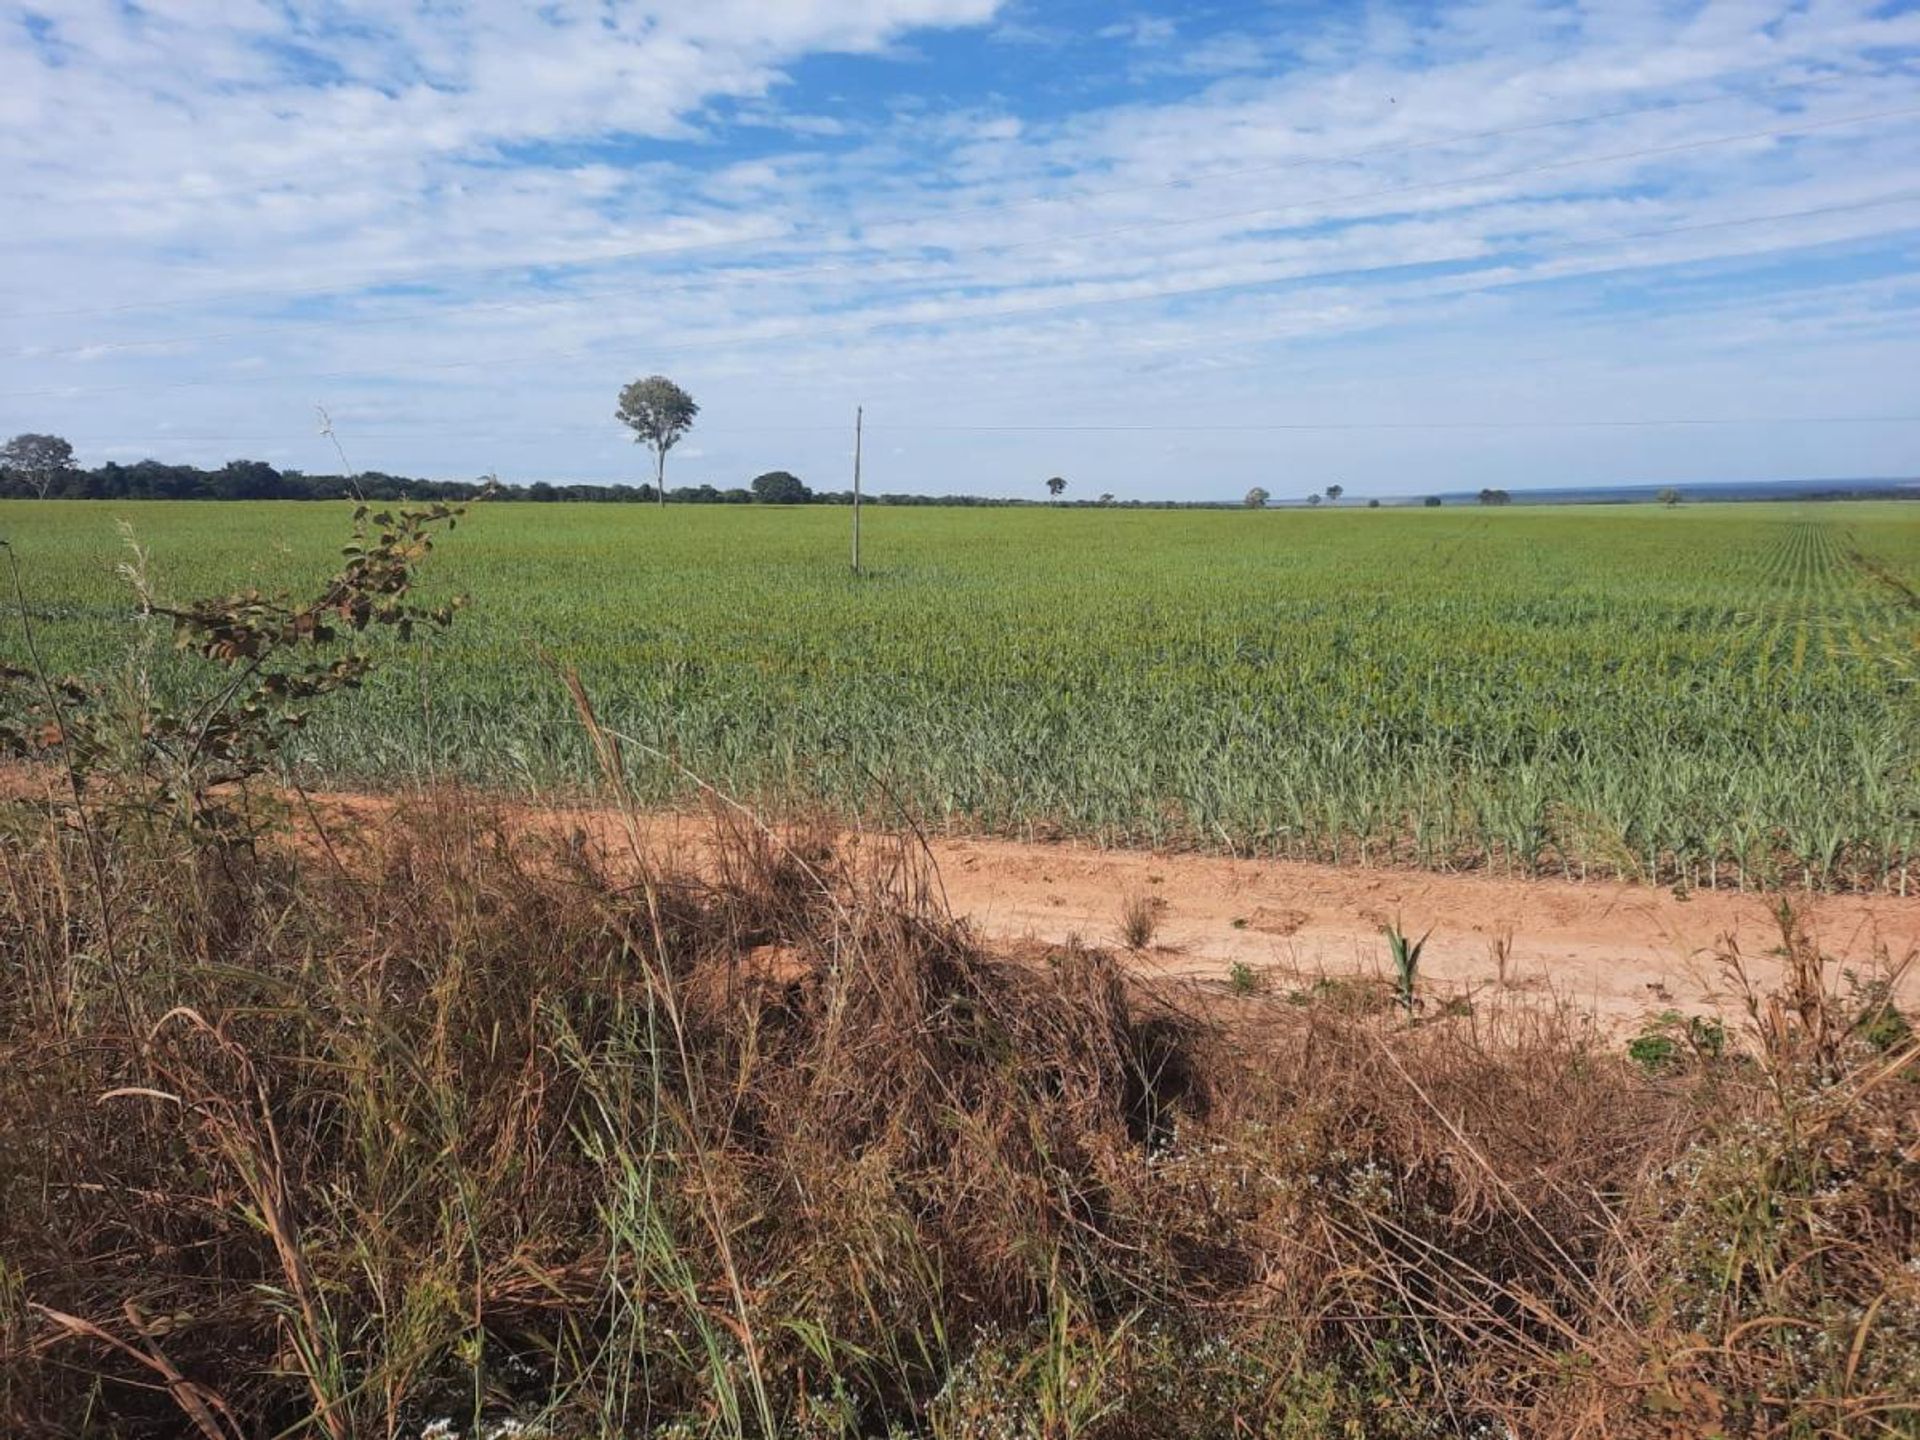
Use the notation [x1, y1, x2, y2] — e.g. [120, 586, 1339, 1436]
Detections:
[320, 792, 1916, 1029]
[13, 758, 1908, 1030]
[918, 833, 1918, 1026]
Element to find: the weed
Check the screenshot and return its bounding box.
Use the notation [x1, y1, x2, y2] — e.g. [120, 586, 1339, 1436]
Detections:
[5, 791, 1915, 1436]
[1628, 1010, 1728, 1074]
[1282, 975, 1392, 1015]
[1489, 929, 1516, 988]
[1627, 1015, 1684, 1074]
[1118, 890, 1164, 950]
[1849, 974, 1915, 1054]
[1381, 920, 1430, 1018]
[2, 496, 473, 837]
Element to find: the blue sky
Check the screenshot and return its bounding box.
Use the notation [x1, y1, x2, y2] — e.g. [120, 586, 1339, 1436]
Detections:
[2, 0, 1917, 500]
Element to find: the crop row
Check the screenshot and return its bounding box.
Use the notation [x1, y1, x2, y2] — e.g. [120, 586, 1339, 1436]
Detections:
[2, 499, 1914, 888]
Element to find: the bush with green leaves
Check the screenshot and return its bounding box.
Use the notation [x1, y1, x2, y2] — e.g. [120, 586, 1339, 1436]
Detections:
[2, 498, 470, 830]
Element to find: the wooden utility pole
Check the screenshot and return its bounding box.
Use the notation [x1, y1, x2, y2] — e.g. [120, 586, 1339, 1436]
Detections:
[851, 404, 863, 574]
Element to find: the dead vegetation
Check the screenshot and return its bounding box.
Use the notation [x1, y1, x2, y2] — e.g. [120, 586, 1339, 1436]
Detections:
[1115, 890, 1163, 951]
[1, 785, 1915, 1439]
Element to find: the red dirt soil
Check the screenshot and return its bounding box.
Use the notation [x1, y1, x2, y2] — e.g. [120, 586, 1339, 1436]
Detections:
[9, 757, 1908, 1029]
[313, 793, 1920, 1031]
[926, 832, 1919, 1027]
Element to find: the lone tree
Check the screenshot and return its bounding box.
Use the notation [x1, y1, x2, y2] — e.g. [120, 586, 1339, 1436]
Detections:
[1046, 476, 1067, 499]
[1657, 487, 1682, 508]
[750, 470, 811, 504]
[1098, 492, 1115, 506]
[1307, 492, 1322, 507]
[1, 433, 75, 498]
[1244, 486, 1270, 509]
[1324, 483, 1344, 504]
[1477, 487, 1512, 506]
[615, 376, 698, 507]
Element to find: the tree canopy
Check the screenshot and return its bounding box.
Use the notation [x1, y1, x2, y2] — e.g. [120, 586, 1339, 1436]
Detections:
[750, 470, 812, 504]
[0, 433, 76, 498]
[615, 375, 699, 506]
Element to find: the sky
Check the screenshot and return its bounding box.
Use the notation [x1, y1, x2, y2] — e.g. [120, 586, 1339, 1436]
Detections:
[2, 0, 1918, 501]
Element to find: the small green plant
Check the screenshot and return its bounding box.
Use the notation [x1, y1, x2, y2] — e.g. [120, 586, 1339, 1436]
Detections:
[1859, 1001, 1913, 1054]
[2, 497, 474, 833]
[1382, 921, 1430, 1018]
[1282, 975, 1392, 1013]
[1686, 1013, 1727, 1062]
[1627, 1022, 1682, 1075]
[1848, 974, 1915, 1054]
[1627, 1010, 1726, 1074]
[1226, 961, 1265, 996]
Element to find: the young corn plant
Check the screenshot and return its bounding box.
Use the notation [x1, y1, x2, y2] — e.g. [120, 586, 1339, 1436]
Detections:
[1382, 921, 1431, 1019]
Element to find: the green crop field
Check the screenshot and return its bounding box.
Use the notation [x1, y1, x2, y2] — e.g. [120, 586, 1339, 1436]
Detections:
[2, 499, 1915, 887]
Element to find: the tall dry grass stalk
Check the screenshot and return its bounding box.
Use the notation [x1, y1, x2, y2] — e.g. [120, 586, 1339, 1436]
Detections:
[1, 782, 1915, 1438]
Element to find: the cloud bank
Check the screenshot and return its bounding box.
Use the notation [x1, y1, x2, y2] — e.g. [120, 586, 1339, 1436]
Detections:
[2, 0, 1917, 497]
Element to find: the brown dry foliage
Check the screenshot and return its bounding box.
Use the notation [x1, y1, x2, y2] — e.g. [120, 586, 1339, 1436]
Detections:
[0, 790, 1915, 1438]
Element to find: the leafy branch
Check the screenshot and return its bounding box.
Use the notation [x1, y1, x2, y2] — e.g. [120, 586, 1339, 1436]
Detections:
[3, 496, 477, 825]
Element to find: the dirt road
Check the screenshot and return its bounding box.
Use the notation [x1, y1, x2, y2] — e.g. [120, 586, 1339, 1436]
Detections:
[16, 757, 1895, 1029]
[919, 833, 1918, 1025]
[315, 790, 1916, 1029]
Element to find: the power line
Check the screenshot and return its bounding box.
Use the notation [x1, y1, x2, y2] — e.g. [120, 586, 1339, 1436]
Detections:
[4, 63, 1910, 327]
[15, 108, 1920, 372]
[6, 182, 1917, 403]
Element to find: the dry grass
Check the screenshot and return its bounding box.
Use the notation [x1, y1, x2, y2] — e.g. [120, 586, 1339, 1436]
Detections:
[1, 788, 1916, 1439]
[1116, 891, 1163, 951]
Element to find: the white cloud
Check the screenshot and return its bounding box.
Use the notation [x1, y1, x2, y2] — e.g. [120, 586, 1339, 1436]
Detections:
[1098, 16, 1177, 47]
[2, 0, 1918, 495]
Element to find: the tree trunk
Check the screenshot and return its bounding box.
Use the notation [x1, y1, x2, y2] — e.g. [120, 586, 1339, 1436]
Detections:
[655, 447, 666, 507]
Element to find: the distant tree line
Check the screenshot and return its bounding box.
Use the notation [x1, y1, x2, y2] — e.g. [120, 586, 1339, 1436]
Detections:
[0, 452, 601, 503]
[0, 435, 1342, 509]
[0, 443, 1249, 508]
